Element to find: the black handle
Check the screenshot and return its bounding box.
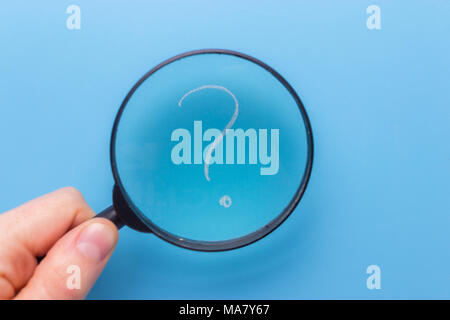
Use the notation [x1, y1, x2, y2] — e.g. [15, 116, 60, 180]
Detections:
[96, 205, 125, 229]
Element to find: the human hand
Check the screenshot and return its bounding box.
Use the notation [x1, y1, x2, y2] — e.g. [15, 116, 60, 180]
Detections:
[0, 187, 118, 300]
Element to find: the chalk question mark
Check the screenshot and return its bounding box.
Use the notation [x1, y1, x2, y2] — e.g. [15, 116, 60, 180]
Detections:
[178, 85, 239, 207]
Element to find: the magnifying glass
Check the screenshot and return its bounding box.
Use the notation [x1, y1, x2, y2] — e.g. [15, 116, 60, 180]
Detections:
[96, 49, 313, 251]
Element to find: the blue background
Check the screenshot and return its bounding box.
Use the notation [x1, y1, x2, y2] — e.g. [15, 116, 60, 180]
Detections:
[0, 1, 449, 299]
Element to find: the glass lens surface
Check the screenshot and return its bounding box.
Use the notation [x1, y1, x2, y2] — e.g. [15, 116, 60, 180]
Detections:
[114, 52, 309, 241]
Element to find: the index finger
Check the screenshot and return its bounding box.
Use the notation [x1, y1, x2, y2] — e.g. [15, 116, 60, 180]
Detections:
[0, 187, 95, 299]
[0, 187, 95, 258]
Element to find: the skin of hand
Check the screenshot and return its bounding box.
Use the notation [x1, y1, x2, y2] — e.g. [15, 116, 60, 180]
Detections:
[0, 187, 119, 300]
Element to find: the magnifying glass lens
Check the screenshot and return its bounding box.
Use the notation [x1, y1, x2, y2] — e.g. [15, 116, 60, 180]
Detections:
[114, 52, 309, 242]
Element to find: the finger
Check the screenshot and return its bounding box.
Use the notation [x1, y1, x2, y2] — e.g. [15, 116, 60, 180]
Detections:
[0, 187, 94, 299]
[15, 218, 118, 300]
[0, 187, 94, 257]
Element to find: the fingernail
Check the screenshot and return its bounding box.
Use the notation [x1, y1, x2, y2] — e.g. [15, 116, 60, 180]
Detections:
[76, 223, 117, 262]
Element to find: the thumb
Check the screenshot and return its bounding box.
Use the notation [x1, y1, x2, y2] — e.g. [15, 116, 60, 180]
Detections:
[14, 218, 118, 300]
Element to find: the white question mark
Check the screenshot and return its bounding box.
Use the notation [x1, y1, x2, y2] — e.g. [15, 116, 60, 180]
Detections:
[178, 85, 239, 208]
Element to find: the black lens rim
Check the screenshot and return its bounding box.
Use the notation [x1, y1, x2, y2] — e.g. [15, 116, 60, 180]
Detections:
[110, 49, 314, 251]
